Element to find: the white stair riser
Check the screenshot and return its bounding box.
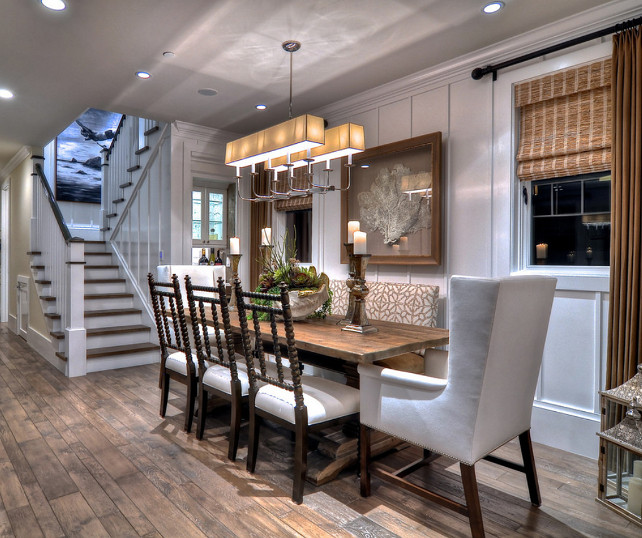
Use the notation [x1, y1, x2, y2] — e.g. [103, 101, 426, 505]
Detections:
[84, 243, 108, 253]
[85, 267, 120, 279]
[84, 254, 113, 264]
[85, 296, 134, 310]
[86, 350, 159, 373]
[87, 331, 151, 348]
[84, 281, 127, 294]
[84, 312, 142, 329]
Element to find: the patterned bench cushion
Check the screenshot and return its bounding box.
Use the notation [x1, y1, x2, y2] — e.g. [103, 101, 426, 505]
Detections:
[329, 280, 439, 328]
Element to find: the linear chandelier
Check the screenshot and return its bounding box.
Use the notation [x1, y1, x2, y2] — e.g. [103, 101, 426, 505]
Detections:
[225, 40, 365, 203]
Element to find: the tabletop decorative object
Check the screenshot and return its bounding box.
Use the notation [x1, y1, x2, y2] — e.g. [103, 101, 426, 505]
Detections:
[339, 242, 356, 326]
[342, 253, 377, 334]
[229, 253, 242, 309]
[255, 232, 331, 320]
[597, 364, 642, 526]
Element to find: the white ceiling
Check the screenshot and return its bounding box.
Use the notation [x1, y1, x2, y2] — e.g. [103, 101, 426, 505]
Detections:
[0, 0, 618, 170]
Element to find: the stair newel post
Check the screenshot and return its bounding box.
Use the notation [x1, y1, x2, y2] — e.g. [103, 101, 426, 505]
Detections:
[65, 239, 86, 377]
[100, 147, 109, 232]
[31, 155, 45, 253]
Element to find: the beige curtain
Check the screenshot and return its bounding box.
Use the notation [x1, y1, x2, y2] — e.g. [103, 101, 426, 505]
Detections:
[249, 165, 271, 290]
[606, 26, 642, 389]
[515, 59, 612, 181]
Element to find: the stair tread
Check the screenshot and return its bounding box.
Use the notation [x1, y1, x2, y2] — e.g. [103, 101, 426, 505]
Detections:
[31, 265, 45, 269]
[135, 146, 149, 155]
[39, 296, 56, 301]
[85, 292, 134, 299]
[44, 313, 61, 319]
[35, 279, 51, 284]
[85, 308, 142, 317]
[119, 182, 132, 189]
[106, 213, 117, 218]
[55, 352, 67, 362]
[126, 165, 141, 172]
[85, 264, 119, 269]
[100, 227, 111, 232]
[144, 125, 159, 136]
[85, 252, 111, 256]
[50, 331, 64, 339]
[113, 198, 125, 204]
[85, 278, 126, 284]
[84, 241, 106, 245]
[87, 342, 159, 359]
[27, 251, 42, 255]
[87, 324, 151, 336]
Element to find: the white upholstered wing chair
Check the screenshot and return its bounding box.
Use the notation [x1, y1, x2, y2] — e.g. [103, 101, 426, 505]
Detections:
[358, 275, 556, 538]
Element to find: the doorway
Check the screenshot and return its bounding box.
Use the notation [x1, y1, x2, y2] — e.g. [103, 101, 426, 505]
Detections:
[1, 179, 9, 323]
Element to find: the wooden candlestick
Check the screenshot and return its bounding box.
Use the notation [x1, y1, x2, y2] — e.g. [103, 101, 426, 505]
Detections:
[229, 254, 242, 309]
[342, 254, 377, 334]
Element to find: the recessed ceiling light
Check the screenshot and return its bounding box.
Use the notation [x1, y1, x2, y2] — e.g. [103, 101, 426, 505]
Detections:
[198, 88, 218, 96]
[41, 0, 66, 10]
[255, 104, 267, 110]
[0, 89, 14, 99]
[360, 164, 370, 169]
[482, 2, 504, 14]
[136, 71, 151, 79]
[162, 51, 175, 58]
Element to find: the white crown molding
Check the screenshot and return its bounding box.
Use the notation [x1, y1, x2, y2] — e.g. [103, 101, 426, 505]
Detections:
[315, 0, 642, 124]
[171, 120, 238, 144]
[0, 146, 32, 180]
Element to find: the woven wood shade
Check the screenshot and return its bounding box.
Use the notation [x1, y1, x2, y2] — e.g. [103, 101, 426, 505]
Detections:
[515, 59, 612, 181]
[274, 168, 312, 211]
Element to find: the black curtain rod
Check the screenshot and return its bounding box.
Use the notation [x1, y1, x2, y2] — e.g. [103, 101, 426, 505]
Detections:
[471, 15, 642, 81]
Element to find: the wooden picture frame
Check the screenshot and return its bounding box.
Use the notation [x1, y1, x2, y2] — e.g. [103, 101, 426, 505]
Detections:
[341, 132, 441, 265]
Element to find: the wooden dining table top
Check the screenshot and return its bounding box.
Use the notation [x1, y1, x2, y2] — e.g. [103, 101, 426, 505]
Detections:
[191, 308, 449, 365]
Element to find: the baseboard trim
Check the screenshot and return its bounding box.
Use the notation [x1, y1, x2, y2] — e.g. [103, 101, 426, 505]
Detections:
[531, 405, 599, 460]
[27, 326, 65, 374]
[8, 314, 17, 333]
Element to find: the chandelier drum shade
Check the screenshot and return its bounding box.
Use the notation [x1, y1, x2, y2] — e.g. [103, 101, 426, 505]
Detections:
[225, 40, 365, 202]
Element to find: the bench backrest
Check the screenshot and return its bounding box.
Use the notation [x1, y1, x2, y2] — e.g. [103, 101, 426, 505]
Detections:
[329, 279, 439, 327]
[157, 265, 226, 304]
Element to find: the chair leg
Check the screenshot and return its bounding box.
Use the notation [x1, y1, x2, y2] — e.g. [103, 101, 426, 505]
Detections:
[196, 387, 208, 440]
[360, 424, 372, 497]
[460, 463, 484, 538]
[228, 390, 242, 461]
[159, 372, 170, 418]
[184, 379, 196, 433]
[292, 421, 308, 504]
[247, 406, 260, 473]
[519, 430, 541, 506]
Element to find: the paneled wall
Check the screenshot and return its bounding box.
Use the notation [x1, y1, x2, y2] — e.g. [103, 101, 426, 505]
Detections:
[307, 1, 641, 457]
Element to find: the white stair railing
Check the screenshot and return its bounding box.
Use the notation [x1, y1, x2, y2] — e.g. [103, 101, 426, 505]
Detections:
[31, 157, 85, 377]
[106, 119, 170, 320]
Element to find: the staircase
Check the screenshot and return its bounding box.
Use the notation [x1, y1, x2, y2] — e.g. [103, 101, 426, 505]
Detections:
[31, 240, 159, 373]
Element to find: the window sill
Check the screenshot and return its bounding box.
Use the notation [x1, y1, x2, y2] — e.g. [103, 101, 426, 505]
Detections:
[512, 266, 609, 292]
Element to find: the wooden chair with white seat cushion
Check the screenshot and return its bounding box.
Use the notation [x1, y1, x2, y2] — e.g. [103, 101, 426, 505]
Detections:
[358, 275, 557, 538]
[235, 279, 360, 504]
[147, 272, 198, 433]
[185, 274, 249, 460]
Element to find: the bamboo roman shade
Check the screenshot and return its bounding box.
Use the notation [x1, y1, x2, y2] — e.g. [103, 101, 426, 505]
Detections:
[515, 59, 612, 181]
[274, 168, 312, 211]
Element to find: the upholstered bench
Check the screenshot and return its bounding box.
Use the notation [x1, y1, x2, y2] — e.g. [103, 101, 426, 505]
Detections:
[329, 279, 445, 376]
[157, 265, 227, 304]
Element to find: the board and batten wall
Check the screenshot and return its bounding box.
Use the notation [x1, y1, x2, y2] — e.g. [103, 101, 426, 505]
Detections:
[308, 0, 642, 458]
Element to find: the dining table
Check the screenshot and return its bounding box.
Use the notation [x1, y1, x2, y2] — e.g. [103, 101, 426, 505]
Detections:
[189, 308, 450, 485]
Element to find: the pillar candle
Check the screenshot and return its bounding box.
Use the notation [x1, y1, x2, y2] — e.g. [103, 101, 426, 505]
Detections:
[353, 231, 367, 255]
[261, 227, 272, 246]
[634, 460, 642, 479]
[229, 237, 240, 255]
[627, 476, 642, 517]
[347, 221, 360, 243]
[399, 236, 409, 251]
[536, 243, 548, 259]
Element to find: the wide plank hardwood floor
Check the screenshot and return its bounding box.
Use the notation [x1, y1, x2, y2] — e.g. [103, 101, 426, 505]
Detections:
[0, 325, 637, 537]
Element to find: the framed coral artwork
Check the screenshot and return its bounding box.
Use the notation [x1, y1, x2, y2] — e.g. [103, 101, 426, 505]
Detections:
[341, 132, 441, 265]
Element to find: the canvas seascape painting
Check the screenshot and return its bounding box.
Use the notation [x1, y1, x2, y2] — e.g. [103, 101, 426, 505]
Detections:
[56, 108, 122, 203]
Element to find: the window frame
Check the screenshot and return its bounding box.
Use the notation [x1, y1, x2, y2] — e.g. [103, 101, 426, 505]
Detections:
[191, 184, 227, 249]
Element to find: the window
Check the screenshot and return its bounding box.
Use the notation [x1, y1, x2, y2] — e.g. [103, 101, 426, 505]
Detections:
[530, 172, 610, 266]
[285, 209, 312, 263]
[192, 186, 226, 246]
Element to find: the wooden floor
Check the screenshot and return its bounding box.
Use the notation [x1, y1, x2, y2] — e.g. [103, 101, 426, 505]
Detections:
[0, 326, 637, 537]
